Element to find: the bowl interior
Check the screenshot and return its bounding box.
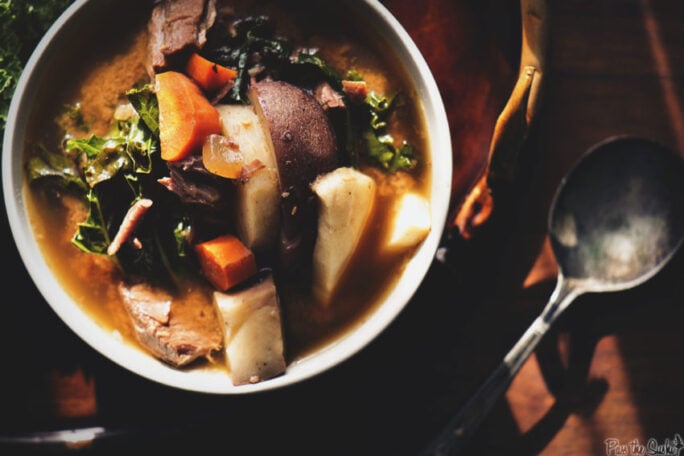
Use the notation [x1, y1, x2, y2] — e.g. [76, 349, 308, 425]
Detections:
[2, 0, 452, 394]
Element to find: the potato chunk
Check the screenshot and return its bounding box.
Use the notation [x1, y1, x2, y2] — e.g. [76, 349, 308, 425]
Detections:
[311, 167, 376, 305]
[213, 273, 286, 385]
[216, 104, 280, 251]
[249, 80, 338, 274]
[385, 193, 431, 252]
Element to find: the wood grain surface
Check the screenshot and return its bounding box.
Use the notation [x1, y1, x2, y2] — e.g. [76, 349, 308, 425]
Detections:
[410, 0, 684, 454]
[1, 1, 683, 455]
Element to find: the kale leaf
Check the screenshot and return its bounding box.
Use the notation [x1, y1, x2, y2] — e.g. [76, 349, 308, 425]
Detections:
[26, 143, 86, 193]
[1, 0, 74, 132]
[72, 188, 111, 255]
[204, 15, 292, 103]
[127, 84, 159, 136]
[361, 91, 416, 172]
[27, 87, 190, 284]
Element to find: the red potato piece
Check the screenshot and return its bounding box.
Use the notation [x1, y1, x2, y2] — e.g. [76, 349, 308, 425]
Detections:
[248, 80, 338, 274]
[216, 104, 281, 251]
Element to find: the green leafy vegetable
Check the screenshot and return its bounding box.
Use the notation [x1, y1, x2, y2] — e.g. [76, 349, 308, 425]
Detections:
[364, 130, 416, 172]
[293, 51, 343, 90]
[340, 88, 416, 173]
[365, 91, 393, 130]
[204, 15, 292, 103]
[72, 188, 111, 255]
[127, 84, 159, 135]
[204, 15, 346, 102]
[27, 88, 191, 284]
[63, 115, 158, 255]
[66, 116, 155, 190]
[1, 0, 74, 132]
[173, 218, 192, 259]
[26, 143, 86, 193]
[362, 91, 416, 172]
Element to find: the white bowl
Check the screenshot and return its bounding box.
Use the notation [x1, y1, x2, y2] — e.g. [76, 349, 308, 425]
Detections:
[3, 0, 452, 394]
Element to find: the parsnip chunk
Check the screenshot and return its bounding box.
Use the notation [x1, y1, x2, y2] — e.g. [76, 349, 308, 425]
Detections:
[213, 273, 286, 385]
[386, 193, 431, 252]
[216, 104, 280, 251]
[311, 167, 376, 305]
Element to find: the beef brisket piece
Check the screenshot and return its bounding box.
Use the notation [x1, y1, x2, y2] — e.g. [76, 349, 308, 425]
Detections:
[159, 154, 226, 207]
[148, 0, 217, 71]
[119, 282, 223, 367]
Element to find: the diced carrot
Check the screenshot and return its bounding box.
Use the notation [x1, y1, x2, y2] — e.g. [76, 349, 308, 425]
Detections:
[156, 71, 222, 161]
[195, 234, 257, 291]
[185, 53, 237, 93]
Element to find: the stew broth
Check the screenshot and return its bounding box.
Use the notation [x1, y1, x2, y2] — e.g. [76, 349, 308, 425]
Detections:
[24, 0, 431, 369]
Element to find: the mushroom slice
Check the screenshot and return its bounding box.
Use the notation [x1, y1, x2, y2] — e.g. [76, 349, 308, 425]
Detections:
[311, 167, 376, 306]
[213, 272, 286, 385]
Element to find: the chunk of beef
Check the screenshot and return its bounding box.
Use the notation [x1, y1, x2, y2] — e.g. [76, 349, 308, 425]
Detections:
[159, 154, 229, 207]
[314, 82, 345, 110]
[119, 282, 222, 367]
[158, 154, 235, 242]
[148, 0, 217, 72]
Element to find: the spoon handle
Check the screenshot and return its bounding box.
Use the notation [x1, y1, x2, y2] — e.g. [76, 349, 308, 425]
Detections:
[422, 277, 578, 456]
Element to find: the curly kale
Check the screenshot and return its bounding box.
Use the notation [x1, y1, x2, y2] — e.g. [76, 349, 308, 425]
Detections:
[1, 0, 74, 132]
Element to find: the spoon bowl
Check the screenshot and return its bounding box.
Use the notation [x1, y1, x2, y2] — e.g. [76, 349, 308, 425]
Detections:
[424, 136, 684, 455]
[551, 136, 684, 291]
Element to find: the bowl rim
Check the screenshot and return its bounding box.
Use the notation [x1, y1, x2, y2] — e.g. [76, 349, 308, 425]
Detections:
[2, 0, 452, 394]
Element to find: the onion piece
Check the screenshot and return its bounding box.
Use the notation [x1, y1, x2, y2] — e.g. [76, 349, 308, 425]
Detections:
[202, 134, 244, 179]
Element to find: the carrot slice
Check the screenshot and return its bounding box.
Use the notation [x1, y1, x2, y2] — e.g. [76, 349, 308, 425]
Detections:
[195, 234, 258, 291]
[185, 53, 237, 93]
[156, 71, 222, 161]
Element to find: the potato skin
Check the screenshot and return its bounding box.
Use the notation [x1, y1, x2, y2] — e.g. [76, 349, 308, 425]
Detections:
[249, 80, 339, 276]
[250, 80, 338, 191]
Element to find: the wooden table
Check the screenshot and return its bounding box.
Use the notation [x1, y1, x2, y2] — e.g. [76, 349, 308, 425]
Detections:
[2, 1, 683, 455]
[405, 0, 684, 454]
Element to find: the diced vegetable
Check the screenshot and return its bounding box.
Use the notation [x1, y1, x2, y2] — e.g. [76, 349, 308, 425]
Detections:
[202, 134, 244, 179]
[156, 71, 222, 161]
[385, 193, 431, 252]
[195, 234, 258, 291]
[185, 53, 237, 93]
[213, 272, 286, 385]
[311, 167, 376, 305]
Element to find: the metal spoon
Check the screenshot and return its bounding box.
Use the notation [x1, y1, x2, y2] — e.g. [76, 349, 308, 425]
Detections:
[424, 136, 684, 455]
